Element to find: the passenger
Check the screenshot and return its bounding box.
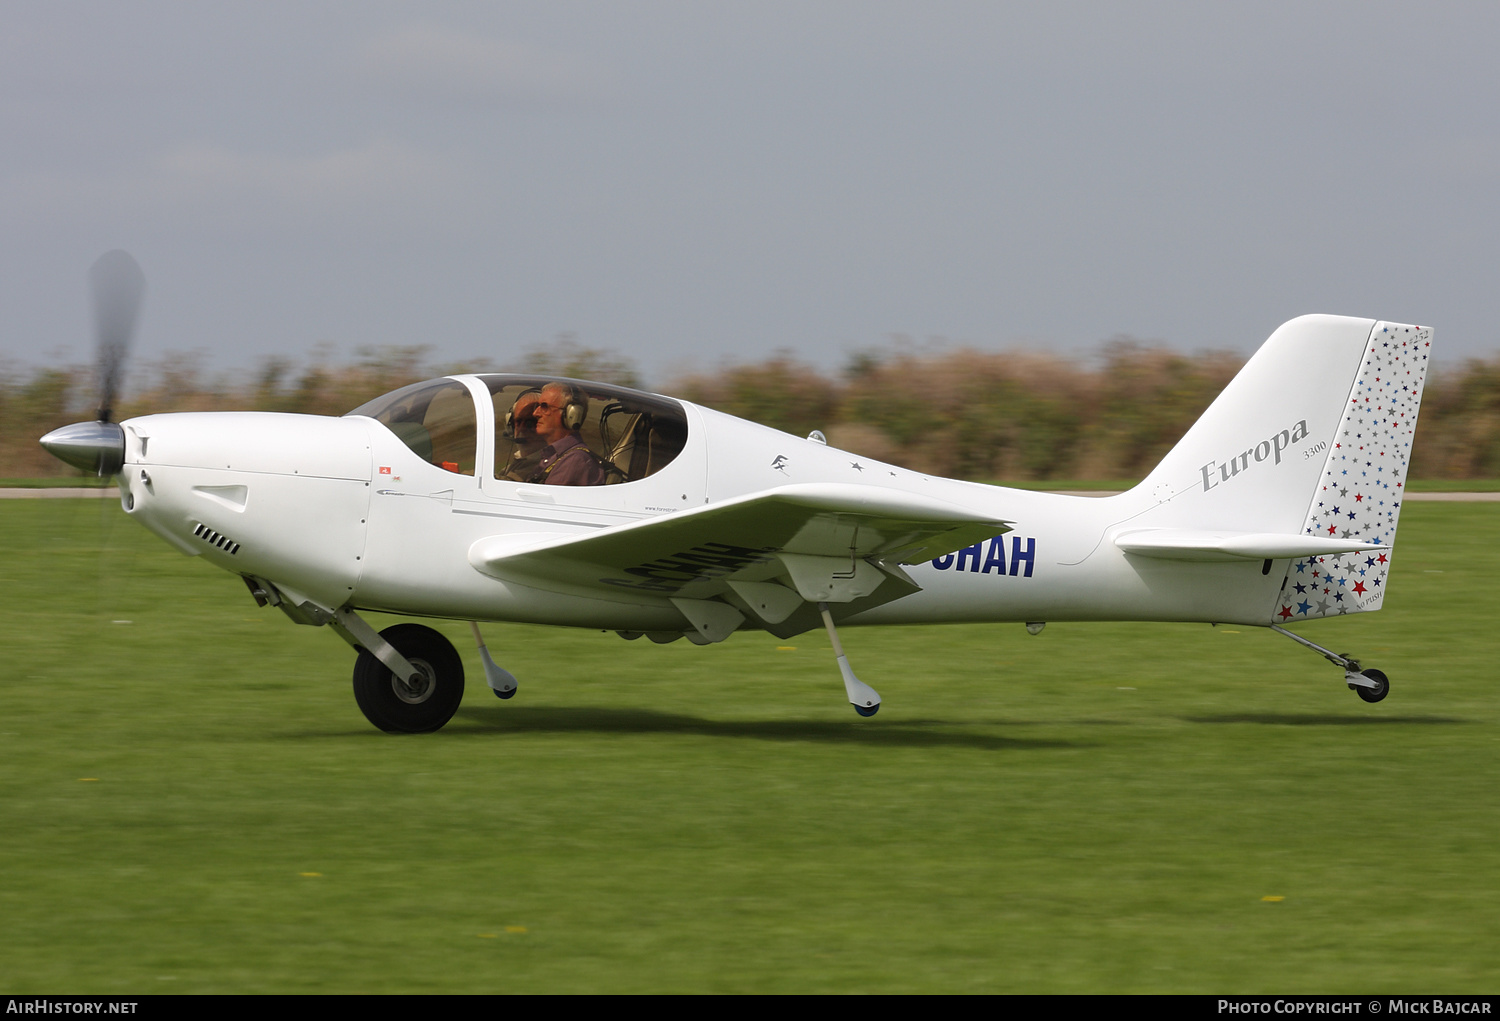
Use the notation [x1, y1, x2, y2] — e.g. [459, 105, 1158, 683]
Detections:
[499, 388, 545, 481]
[527, 382, 607, 486]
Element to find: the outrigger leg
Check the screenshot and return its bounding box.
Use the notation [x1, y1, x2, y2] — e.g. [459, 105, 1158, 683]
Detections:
[1268, 623, 1390, 704]
[819, 602, 881, 717]
[469, 622, 519, 700]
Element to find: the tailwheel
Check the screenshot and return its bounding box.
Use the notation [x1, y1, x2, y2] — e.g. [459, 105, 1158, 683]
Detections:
[1351, 668, 1390, 704]
[1270, 624, 1394, 706]
[352, 623, 465, 733]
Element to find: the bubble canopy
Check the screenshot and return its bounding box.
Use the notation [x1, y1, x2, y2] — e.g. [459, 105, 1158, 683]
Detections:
[346, 375, 689, 485]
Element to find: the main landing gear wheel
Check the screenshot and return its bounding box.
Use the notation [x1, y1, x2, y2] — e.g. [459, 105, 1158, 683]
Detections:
[352, 623, 465, 733]
[1353, 668, 1390, 704]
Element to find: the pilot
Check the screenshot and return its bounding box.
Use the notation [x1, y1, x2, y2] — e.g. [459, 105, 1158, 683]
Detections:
[527, 382, 607, 486]
[499, 387, 546, 481]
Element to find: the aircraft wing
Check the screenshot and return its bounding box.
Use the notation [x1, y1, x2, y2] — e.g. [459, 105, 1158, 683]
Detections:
[469, 483, 1009, 634]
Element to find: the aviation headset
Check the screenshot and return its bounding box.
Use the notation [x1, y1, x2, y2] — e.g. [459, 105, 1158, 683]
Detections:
[502, 387, 543, 439]
[503, 384, 589, 435]
[549, 383, 589, 432]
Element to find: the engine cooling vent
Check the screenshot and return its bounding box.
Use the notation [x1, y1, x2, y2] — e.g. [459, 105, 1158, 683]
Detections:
[192, 522, 242, 556]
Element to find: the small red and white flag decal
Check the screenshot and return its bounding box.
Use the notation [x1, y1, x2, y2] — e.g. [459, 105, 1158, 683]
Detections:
[379, 466, 392, 475]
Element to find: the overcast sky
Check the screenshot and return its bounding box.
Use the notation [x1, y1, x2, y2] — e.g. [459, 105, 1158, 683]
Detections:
[2, 1, 1496, 386]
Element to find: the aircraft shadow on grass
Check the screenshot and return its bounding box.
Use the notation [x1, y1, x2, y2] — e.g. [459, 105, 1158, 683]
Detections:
[426, 705, 1081, 751]
[301, 708, 1470, 745]
[1182, 713, 1467, 726]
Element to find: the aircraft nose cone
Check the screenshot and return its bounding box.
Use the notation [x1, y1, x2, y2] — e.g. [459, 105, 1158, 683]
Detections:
[39, 421, 126, 475]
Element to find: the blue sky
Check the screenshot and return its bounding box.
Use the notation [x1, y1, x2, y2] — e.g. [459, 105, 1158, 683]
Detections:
[2, 1, 1495, 386]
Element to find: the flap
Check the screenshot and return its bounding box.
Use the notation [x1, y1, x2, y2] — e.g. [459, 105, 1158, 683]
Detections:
[469, 482, 1009, 600]
[1114, 528, 1387, 562]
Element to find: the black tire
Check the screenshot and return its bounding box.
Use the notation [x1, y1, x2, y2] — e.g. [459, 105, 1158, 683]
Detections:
[351, 623, 465, 733]
[1355, 668, 1390, 704]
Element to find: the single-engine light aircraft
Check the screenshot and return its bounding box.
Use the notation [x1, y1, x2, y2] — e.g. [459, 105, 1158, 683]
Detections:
[42, 252, 1432, 732]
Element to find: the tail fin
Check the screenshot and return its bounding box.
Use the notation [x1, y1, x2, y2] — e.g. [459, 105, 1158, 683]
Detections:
[1132, 315, 1433, 620]
[1272, 319, 1432, 621]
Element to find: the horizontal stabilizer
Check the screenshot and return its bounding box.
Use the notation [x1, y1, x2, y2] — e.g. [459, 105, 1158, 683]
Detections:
[1114, 528, 1385, 562]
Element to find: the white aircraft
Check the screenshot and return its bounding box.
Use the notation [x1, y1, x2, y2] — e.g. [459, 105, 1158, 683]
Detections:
[42, 252, 1433, 732]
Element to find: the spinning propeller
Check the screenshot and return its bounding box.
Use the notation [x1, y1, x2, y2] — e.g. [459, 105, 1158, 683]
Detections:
[39, 250, 146, 476]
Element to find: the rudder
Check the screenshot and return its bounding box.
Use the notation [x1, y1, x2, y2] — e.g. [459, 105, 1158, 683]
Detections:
[1269, 321, 1433, 623]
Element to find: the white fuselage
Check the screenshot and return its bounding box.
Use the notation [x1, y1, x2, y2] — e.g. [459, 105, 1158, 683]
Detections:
[115, 382, 1296, 635]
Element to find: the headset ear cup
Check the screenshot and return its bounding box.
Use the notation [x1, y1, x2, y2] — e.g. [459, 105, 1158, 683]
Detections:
[564, 401, 586, 431]
[504, 387, 542, 438]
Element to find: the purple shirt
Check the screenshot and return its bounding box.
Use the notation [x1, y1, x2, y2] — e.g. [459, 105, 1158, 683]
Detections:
[533, 433, 607, 486]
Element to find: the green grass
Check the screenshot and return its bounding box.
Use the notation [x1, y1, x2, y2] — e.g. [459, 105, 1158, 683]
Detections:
[0, 475, 115, 488]
[1404, 478, 1500, 492]
[1, 500, 1496, 993]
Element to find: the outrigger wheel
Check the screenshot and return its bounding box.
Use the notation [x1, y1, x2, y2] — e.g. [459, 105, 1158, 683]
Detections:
[352, 623, 465, 733]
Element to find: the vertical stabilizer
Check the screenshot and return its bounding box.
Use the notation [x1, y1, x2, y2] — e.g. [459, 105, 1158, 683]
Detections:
[1269, 322, 1432, 623]
[1123, 315, 1433, 625]
[1136, 316, 1389, 535]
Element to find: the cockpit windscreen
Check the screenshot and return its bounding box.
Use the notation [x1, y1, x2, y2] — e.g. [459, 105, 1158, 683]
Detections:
[345, 378, 478, 475]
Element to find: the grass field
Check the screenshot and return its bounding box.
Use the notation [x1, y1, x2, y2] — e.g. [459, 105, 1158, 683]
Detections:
[1, 499, 1496, 993]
